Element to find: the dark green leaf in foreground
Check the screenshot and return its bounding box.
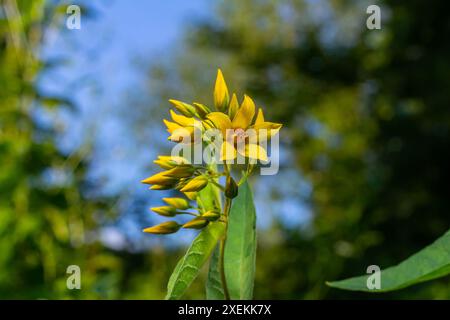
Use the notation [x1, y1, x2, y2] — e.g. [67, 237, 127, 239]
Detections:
[327, 229, 450, 292]
[224, 179, 257, 300]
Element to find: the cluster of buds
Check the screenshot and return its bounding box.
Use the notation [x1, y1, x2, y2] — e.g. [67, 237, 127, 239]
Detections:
[142, 155, 222, 234]
[142, 69, 281, 235]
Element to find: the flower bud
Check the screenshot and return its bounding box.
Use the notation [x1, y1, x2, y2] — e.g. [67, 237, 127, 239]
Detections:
[154, 156, 189, 169]
[150, 184, 173, 190]
[228, 93, 239, 120]
[164, 165, 195, 178]
[182, 217, 209, 229]
[162, 197, 190, 210]
[202, 210, 221, 221]
[179, 175, 209, 192]
[141, 171, 176, 186]
[151, 206, 177, 217]
[168, 99, 198, 117]
[184, 192, 197, 200]
[193, 102, 211, 119]
[225, 176, 238, 199]
[143, 221, 181, 234]
[214, 69, 229, 112]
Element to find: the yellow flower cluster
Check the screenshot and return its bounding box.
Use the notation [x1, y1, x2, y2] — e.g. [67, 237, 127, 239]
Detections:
[142, 69, 281, 234]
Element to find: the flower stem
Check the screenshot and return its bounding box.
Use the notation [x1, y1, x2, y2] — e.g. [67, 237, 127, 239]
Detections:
[219, 163, 232, 300]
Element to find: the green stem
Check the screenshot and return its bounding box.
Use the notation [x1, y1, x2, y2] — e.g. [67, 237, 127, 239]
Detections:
[219, 197, 231, 300]
[219, 162, 232, 300]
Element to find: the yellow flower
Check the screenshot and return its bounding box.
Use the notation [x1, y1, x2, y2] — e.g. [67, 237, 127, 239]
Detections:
[205, 94, 282, 162]
[142, 68, 283, 237]
[143, 221, 181, 234]
[214, 69, 229, 111]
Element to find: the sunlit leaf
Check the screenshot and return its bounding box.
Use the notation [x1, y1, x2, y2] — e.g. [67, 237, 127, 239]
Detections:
[224, 179, 257, 299]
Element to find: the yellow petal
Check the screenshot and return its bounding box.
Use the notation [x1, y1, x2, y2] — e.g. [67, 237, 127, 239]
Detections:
[214, 69, 229, 111]
[228, 93, 239, 120]
[163, 119, 182, 134]
[238, 143, 268, 162]
[170, 110, 195, 127]
[168, 126, 195, 142]
[206, 112, 232, 135]
[232, 94, 255, 129]
[254, 108, 265, 125]
[252, 122, 282, 139]
[220, 141, 237, 161]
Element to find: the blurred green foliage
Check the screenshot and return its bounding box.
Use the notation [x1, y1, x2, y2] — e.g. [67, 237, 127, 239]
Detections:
[1, 0, 449, 299]
[147, 0, 450, 299]
[0, 0, 116, 299]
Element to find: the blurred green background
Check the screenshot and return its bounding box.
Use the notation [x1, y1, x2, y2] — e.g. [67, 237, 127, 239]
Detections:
[0, 0, 449, 299]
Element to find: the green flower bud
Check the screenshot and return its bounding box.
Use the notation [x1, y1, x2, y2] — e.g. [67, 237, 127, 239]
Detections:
[179, 175, 209, 192]
[225, 176, 238, 199]
[164, 165, 195, 178]
[162, 197, 190, 210]
[151, 206, 177, 217]
[143, 221, 181, 234]
[202, 210, 221, 221]
[183, 217, 209, 229]
[168, 99, 198, 117]
[193, 102, 211, 119]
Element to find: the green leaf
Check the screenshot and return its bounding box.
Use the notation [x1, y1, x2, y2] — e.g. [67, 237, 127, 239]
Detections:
[327, 228, 450, 292]
[165, 221, 225, 299]
[224, 179, 257, 300]
[199, 178, 225, 300]
[197, 181, 221, 212]
[206, 245, 225, 299]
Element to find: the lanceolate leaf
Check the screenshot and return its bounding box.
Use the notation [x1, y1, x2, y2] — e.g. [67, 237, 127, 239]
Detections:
[224, 179, 257, 300]
[327, 228, 450, 292]
[206, 245, 225, 299]
[165, 221, 225, 299]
